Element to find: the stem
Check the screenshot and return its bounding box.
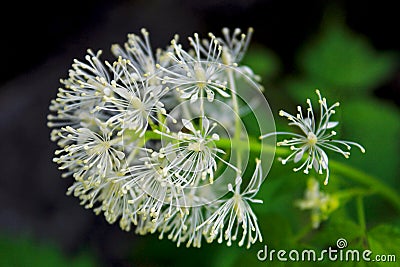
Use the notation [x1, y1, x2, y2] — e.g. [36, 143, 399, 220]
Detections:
[357, 196, 366, 233]
[356, 196, 370, 248]
[144, 130, 163, 141]
[142, 130, 400, 212]
[215, 137, 400, 212]
[199, 87, 204, 128]
[126, 138, 146, 164]
[329, 161, 400, 212]
[334, 188, 376, 200]
[227, 69, 242, 173]
[214, 137, 284, 155]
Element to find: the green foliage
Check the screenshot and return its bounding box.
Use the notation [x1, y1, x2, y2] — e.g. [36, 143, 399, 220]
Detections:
[0, 234, 98, 267]
[212, 16, 399, 267]
[242, 45, 282, 79]
[368, 225, 400, 266]
[130, 235, 219, 267]
[285, 20, 398, 101]
[341, 99, 400, 186]
[298, 21, 397, 92]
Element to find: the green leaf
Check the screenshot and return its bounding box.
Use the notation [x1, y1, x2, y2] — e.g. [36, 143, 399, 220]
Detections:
[309, 216, 363, 246]
[297, 20, 398, 93]
[341, 99, 400, 188]
[367, 224, 400, 266]
[340, 99, 400, 223]
[256, 171, 306, 227]
[284, 76, 329, 103]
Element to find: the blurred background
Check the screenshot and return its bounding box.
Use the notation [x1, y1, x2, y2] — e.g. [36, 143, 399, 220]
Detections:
[0, 0, 399, 266]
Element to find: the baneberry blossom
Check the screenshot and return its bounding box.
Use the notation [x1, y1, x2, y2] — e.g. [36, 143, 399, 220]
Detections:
[48, 28, 270, 248]
[261, 90, 365, 185]
[48, 27, 364, 249]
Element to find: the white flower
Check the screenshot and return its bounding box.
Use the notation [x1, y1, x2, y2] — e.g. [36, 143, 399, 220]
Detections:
[111, 28, 175, 84]
[296, 177, 339, 228]
[100, 57, 172, 136]
[111, 28, 156, 79]
[157, 33, 230, 102]
[54, 125, 125, 185]
[48, 49, 112, 143]
[157, 205, 205, 248]
[198, 159, 263, 248]
[261, 90, 365, 185]
[67, 170, 137, 231]
[56, 49, 112, 112]
[218, 27, 253, 66]
[123, 154, 187, 222]
[154, 117, 231, 186]
[49, 28, 266, 249]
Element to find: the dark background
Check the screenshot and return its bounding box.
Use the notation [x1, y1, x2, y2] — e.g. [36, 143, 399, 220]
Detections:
[0, 0, 399, 266]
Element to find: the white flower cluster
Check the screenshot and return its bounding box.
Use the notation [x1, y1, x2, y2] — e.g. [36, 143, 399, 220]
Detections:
[48, 28, 264, 248]
[49, 26, 365, 248]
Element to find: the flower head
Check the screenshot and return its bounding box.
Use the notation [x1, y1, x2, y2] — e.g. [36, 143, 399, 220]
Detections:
[154, 117, 230, 186]
[49, 28, 267, 250]
[261, 90, 365, 185]
[157, 33, 230, 102]
[54, 124, 125, 184]
[47, 50, 112, 144]
[198, 159, 263, 248]
[153, 199, 207, 248]
[100, 58, 171, 136]
[218, 27, 253, 66]
[111, 29, 156, 78]
[111, 28, 175, 84]
[296, 177, 339, 228]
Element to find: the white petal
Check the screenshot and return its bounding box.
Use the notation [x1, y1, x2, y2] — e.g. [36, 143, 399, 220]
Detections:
[325, 121, 338, 129]
[190, 93, 198, 103]
[228, 183, 234, 192]
[112, 87, 131, 100]
[180, 92, 192, 99]
[304, 118, 313, 128]
[313, 157, 319, 171]
[116, 151, 125, 160]
[182, 119, 196, 133]
[214, 87, 230, 98]
[238, 65, 254, 76]
[202, 116, 210, 132]
[294, 149, 305, 163]
[319, 149, 329, 169]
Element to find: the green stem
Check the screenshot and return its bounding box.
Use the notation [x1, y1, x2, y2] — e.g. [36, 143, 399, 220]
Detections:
[144, 130, 163, 141]
[356, 196, 370, 248]
[357, 196, 366, 233]
[214, 136, 281, 155]
[199, 87, 204, 128]
[215, 137, 400, 212]
[329, 160, 400, 212]
[334, 188, 376, 200]
[142, 130, 400, 212]
[227, 69, 242, 173]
